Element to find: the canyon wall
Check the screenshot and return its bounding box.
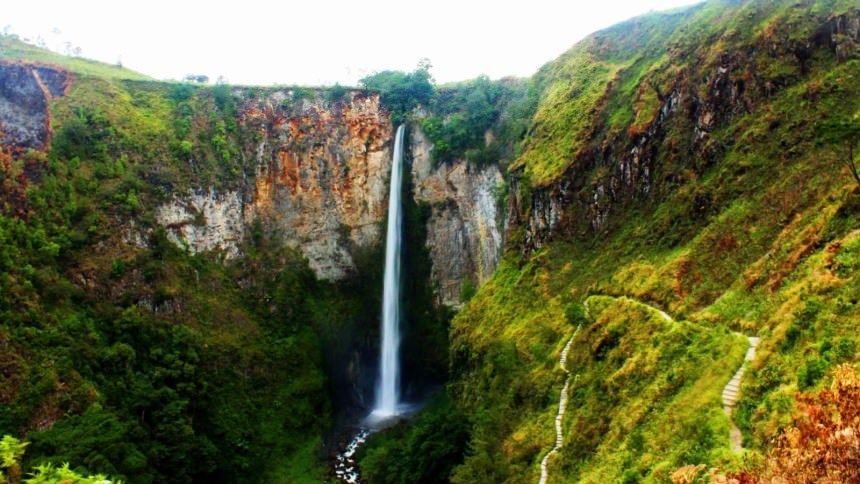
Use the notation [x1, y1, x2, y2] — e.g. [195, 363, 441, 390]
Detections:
[0, 59, 506, 305]
[510, 8, 860, 253]
[154, 92, 505, 302]
[411, 126, 505, 306]
[155, 90, 394, 278]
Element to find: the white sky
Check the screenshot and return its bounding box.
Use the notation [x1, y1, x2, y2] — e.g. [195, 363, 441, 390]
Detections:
[5, 0, 700, 86]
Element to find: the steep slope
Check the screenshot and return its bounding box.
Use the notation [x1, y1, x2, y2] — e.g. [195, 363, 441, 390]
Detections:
[0, 53, 341, 480]
[447, 0, 860, 482]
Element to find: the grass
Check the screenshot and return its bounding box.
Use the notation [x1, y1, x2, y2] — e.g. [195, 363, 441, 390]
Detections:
[0, 35, 151, 81]
[559, 296, 746, 482]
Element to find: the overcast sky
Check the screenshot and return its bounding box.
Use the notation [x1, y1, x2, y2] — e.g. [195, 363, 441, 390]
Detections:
[6, 0, 700, 86]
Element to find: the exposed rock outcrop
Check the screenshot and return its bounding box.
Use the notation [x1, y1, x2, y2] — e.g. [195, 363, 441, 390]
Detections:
[512, 9, 860, 254]
[241, 90, 393, 279]
[0, 62, 70, 216]
[0, 62, 70, 151]
[154, 91, 393, 279]
[154, 110, 506, 299]
[411, 127, 505, 306]
[156, 189, 245, 259]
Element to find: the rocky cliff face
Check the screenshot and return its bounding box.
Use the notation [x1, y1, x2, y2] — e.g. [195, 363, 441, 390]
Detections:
[156, 90, 393, 279]
[156, 189, 245, 258]
[411, 126, 505, 306]
[155, 95, 505, 298]
[0, 60, 505, 300]
[511, 7, 860, 253]
[0, 62, 70, 215]
[0, 62, 70, 151]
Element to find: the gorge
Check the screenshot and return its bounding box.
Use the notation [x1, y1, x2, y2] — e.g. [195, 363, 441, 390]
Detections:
[1, 1, 859, 483]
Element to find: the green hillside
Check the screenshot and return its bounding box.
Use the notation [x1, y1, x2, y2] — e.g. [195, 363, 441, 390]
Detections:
[0, 36, 151, 81]
[441, 0, 860, 481]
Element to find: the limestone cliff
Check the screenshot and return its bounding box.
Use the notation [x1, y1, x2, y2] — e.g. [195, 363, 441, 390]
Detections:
[154, 94, 506, 298]
[156, 90, 393, 279]
[411, 126, 505, 306]
[0, 59, 506, 303]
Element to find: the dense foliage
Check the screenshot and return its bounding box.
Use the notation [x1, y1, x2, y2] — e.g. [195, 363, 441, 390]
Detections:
[420, 76, 514, 165]
[360, 62, 434, 126]
[362, 66, 533, 168]
[3, 0, 860, 482]
[1, 434, 119, 483]
[0, 195, 332, 482]
[358, 395, 468, 484]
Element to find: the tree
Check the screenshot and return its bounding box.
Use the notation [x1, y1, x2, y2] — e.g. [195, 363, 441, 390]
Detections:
[818, 115, 860, 186]
[183, 74, 209, 84]
[1, 435, 27, 483]
[0, 434, 120, 483]
[359, 60, 434, 124]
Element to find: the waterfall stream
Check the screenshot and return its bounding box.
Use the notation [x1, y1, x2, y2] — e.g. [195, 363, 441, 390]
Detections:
[334, 124, 406, 483]
[373, 123, 406, 417]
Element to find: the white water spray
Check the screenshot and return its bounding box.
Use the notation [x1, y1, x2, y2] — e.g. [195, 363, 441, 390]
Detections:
[373, 124, 406, 417]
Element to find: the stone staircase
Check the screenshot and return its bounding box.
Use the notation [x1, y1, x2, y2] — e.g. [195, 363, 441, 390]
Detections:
[722, 335, 760, 452]
[539, 324, 580, 484]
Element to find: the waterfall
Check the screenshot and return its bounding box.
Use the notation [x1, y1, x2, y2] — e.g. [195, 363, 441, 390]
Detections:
[374, 124, 406, 417]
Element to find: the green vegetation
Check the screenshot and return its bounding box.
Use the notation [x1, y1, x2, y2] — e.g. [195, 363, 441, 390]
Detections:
[358, 394, 468, 484]
[0, 35, 150, 81]
[0, 35, 457, 483]
[2, 434, 119, 483]
[0, 198, 332, 481]
[817, 114, 860, 185]
[0, 40, 391, 483]
[557, 297, 746, 481]
[434, 0, 860, 482]
[360, 65, 531, 169]
[421, 76, 526, 166]
[360, 61, 434, 125]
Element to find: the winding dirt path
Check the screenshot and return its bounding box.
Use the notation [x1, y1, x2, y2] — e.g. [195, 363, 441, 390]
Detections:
[722, 335, 760, 452]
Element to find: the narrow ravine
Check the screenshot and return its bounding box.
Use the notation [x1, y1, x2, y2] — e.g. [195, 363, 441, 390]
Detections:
[538, 323, 581, 484]
[722, 335, 760, 452]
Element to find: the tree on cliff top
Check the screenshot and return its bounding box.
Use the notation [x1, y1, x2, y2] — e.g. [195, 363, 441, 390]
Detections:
[360, 60, 434, 124]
